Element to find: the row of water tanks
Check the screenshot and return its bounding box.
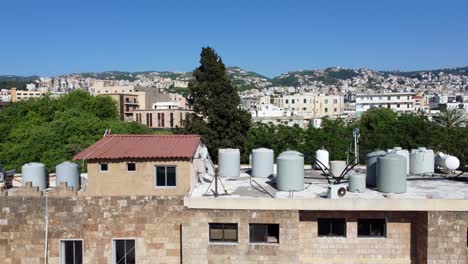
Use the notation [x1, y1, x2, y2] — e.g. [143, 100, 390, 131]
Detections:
[21, 161, 80, 191]
[218, 148, 304, 192]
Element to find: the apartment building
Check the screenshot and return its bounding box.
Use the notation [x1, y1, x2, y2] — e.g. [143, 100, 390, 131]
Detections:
[355, 92, 415, 114]
[133, 108, 192, 130]
[99, 93, 140, 121]
[10, 88, 47, 102]
[281, 94, 345, 119]
[0, 134, 467, 263]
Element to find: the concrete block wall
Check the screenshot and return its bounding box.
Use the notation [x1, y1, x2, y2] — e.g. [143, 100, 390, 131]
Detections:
[427, 211, 468, 264]
[0, 196, 184, 264]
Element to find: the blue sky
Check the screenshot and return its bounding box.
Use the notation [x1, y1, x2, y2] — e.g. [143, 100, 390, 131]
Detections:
[1, 0, 467, 77]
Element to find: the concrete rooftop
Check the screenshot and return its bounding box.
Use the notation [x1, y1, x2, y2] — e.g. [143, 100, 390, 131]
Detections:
[185, 167, 468, 211]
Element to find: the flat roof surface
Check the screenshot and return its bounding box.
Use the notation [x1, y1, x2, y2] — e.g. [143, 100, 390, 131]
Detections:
[185, 168, 468, 211]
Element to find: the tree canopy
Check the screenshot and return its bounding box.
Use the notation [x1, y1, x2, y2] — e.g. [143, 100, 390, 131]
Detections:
[0, 90, 151, 172]
[244, 108, 468, 165]
[180, 47, 251, 160]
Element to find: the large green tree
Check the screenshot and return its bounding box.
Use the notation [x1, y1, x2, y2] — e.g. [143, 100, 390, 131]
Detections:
[0, 90, 151, 171]
[181, 47, 251, 160]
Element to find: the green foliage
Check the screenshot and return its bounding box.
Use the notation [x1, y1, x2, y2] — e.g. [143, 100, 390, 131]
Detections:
[244, 108, 468, 165]
[0, 90, 151, 172]
[0, 75, 39, 90]
[179, 47, 252, 161]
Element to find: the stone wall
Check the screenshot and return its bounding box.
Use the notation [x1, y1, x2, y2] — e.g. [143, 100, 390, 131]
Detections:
[427, 211, 468, 264]
[182, 209, 300, 264]
[1, 194, 466, 264]
[0, 196, 184, 264]
[298, 211, 425, 264]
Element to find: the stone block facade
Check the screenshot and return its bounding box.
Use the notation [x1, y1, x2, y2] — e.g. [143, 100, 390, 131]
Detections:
[427, 211, 468, 264]
[0, 195, 467, 263]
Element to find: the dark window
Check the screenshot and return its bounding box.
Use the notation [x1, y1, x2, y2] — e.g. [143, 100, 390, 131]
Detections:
[334, 99, 338, 104]
[334, 108, 337, 112]
[358, 219, 386, 237]
[397, 96, 401, 99]
[61, 240, 82, 264]
[285, 99, 288, 104]
[318, 218, 346, 237]
[155, 166, 176, 187]
[397, 104, 401, 108]
[161, 113, 165, 127]
[209, 223, 238, 243]
[100, 163, 108, 172]
[114, 239, 135, 264]
[127, 163, 136, 171]
[324, 107, 328, 112]
[303, 99, 307, 103]
[170, 113, 174, 128]
[249, 224, 279, 243]
[292, 99, 295, 104]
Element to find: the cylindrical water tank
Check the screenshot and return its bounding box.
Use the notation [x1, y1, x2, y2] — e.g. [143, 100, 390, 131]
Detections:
[276, 151, 304, 191]
[377, 153, 407, 193]
[410, 148, 434, 174]
[392, 148, 409, 175]
[348, 173, 366, 193]
[435, 152, 460, 170]
[22, 162, 47, 191]
[329, 160, 346, 177]
[56, 161, 80, 190]
[393, 147, 402, 151]
[366, 150, 386, 187]
[315, 149, 329, 170]
[251, 148, 274, 178]
[218, 149, 240, 177]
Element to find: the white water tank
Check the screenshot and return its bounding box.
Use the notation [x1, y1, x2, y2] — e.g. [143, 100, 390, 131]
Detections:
[410, 148, 434, 175]
[315, 148, 330, 170]
[218, 148, 240, 177]
[22, 162, 47, 191]
[251, 148, 274, 178]
[435, 152, 460, 170]
[329, 160, 346, 177]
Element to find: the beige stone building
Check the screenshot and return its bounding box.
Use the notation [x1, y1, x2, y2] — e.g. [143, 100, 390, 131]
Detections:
[72, 134, 204, 196]
[102, 93, 140, 121]
[0, 134, 467, 263]
[281, 93, 345, 119]
[10, 88, 47, 102]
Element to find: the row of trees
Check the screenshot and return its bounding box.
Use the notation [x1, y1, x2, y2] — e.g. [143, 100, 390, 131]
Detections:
[0, 90, 151, 171]
[243, 109, 467, 165]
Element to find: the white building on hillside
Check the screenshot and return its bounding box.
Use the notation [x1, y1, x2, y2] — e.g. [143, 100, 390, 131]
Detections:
[355, 92, 415, 114]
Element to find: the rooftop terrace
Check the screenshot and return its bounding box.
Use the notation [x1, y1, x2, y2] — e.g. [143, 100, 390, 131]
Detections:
[185, 167, 468, 211]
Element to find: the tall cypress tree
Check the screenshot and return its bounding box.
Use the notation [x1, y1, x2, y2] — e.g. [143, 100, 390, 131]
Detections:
[181, 47, 251, 160]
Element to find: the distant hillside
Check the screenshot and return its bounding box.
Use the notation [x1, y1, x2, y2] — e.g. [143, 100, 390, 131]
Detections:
[382, 67, 468, 78]
[271, 68, 362, 86]
[0, 75, 39, 90]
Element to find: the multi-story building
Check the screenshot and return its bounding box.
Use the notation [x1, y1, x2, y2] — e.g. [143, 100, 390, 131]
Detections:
[133, 105, 192, 130]
[0, 134, 467, 263]
[281, 94, 345, 119]
[355, 92, 416, 114]
[102, 93, 140, 121]
[10, 88, 48, 102]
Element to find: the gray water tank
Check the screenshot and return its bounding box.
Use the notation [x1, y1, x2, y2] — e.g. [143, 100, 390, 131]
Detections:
[218, 148, 240, 177]
[22, 162, 47, 191]
[376, 153, 407, 193]
[276, 151, 304, 191]
[391, 148, 409, 175]
[365, 150, 386, 187]
[251, 148, 274, 178]
[56, 161, 80, 190]
[410, 148, 435, 175]
[348, 173, 366, 193]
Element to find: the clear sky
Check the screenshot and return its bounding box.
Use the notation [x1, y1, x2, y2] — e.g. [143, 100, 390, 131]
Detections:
[1, 0, 467, 77]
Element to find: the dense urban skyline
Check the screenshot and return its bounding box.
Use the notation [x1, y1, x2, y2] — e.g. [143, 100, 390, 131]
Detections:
[1, 0, 468, 77]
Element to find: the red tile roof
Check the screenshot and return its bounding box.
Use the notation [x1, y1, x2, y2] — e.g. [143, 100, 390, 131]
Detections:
[73, 134, 201, 160]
